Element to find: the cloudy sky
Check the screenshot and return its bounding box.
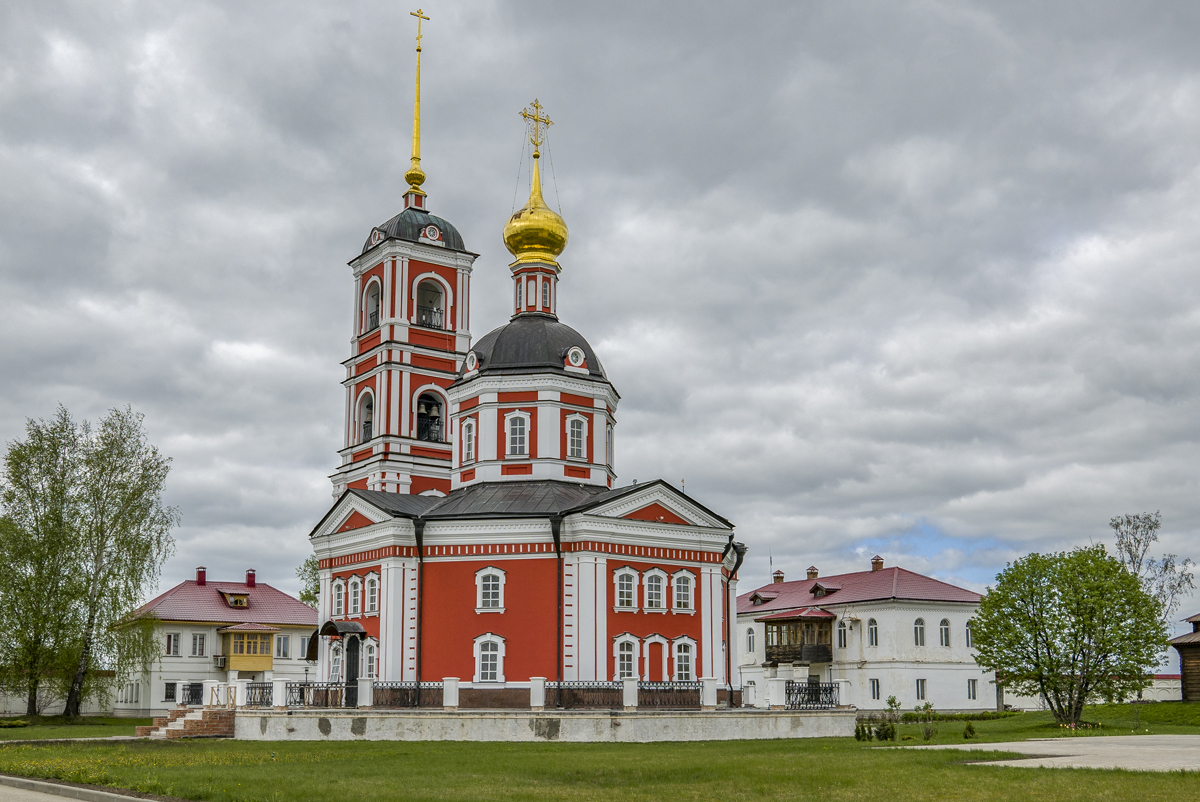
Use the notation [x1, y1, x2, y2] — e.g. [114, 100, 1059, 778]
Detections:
[2, 1, 1199, 635]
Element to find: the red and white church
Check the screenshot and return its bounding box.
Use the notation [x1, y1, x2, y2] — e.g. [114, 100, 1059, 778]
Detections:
[307, 88, 746, 703]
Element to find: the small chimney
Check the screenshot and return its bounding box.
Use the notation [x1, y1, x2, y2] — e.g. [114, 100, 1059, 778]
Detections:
[871, 555, 884, 572]
[807, 566, 819, 580]
[196, 566, 207, 586]
[245, 569, 256, 588]
[772, 569, 785, 584]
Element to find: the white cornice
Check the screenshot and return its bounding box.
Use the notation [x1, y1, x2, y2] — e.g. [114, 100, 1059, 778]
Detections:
[350, 240, 477, 275]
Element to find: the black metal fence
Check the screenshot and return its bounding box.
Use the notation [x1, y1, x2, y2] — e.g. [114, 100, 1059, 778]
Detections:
[416, 305, 444, 329]
[182, 683, 204, 706]
[373, 681, 444, 708]
[416, 418, 443, 442]
[784, 681, 839, 710]
[547, 681, 622, 709]
[245, 682, 273, 708]
[637, 681, 701, 708]
[286, 682, 347, 708]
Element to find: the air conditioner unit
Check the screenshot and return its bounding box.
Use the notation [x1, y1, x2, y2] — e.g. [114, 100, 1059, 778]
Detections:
[213, 655, 226, 668]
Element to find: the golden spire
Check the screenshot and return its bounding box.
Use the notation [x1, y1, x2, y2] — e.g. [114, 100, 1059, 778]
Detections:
[503, 99, 569, 267]
[404, 8, 429, 196]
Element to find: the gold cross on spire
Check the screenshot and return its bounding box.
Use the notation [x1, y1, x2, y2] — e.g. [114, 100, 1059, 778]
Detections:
[411, 8, 429, 52]
[520, 99, 553, 157]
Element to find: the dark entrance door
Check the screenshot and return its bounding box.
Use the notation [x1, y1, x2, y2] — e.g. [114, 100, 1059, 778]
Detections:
[345, 636, 360, 707]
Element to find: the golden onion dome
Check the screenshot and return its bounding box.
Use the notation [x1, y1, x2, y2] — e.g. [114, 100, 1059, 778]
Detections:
[502, 154, 568, 267]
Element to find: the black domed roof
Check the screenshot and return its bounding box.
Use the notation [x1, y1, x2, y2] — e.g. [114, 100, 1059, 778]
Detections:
[458, 313, 609, 384]
[363, 207, 466, 254]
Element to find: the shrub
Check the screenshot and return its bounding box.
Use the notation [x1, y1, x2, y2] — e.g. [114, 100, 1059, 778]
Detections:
[963, 722, 976, 740]
[0, 720, 30, 728]
[915, 702, 938, 741]
[899, 710, 1020, 723]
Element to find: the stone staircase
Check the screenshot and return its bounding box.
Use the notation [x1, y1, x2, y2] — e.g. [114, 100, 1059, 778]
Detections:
[136, 707, 234, 739]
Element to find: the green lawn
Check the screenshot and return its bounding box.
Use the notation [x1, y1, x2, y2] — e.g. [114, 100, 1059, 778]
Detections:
[0, 715, 151, 741]
[0, 705, 1196, 802]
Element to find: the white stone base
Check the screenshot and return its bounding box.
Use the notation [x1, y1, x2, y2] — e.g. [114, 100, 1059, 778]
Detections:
[235, 708, 856, 743]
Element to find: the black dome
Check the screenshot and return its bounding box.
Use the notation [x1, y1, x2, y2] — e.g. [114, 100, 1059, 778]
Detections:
[363, 207, 466, 254]
[458, 313, 609, 383]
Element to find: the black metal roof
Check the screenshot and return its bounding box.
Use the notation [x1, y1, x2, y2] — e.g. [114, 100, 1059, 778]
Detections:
[362, 207, 466, 255]
[310, 479, 733, 536]
[455, 313, 610, 385]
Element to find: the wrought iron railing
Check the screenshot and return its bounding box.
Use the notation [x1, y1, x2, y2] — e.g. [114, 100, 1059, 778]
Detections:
[415, 305, 444, 330]
[637, 681, 701, 708]
[373, 681, 444, 708]
[416, 418, 443, 442]
[367, 310, 379, 330]
[286, 682, 347, 708]
[182, 682, 203, 706]
[547, 681, 623, 709]
[245, 682, 273, 708]
[784, 680, 839, 710]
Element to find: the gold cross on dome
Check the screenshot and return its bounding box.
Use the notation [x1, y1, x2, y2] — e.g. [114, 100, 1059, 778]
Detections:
[411, 8, 429, 51]
[520, 99, 553, 155]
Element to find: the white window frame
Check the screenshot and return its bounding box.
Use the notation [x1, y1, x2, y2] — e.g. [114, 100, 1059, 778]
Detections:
[349, 578, 361, 615]
[642, 568, 668, 613]
[165, 633, 181, 657]
[967, 678, 977, 700]
[356, 390, 375, 444]
[473, 633, 505, 683]
[916, 678, 927, 701]
[362, 278, 383, 333]
[672, 637, 696, 681]
[462, 419, 475, 464]
[505, 411, 530, 457]
[746, 627, 755, 655]
[565, 414, 588, 460]
[870, 678, 880, 700]
[914, 618, 926, 647]
[939, 618, 951, 647]
[542, 277, 551, 309]
[299, 636, 310, 661]
[867, 618, 878, 647]
[276, 635, 290, 659]
[837, 621, 847, 649]
[366, 573, 379, 614]
[475, 566, 506, 613]
[190, 633, 205, 657]
[613, 567, 638, 611]
[613, 635, 640, 681]
[366, 642, 377, 679]
[671, 569, 696, 613]
[330, 644, 343, 682]
[333, 581, 345, 617]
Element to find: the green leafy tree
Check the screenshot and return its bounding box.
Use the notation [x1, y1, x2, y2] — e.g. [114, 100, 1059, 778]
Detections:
[297, 554, 319, 608]
[971, 546, 1167, 725]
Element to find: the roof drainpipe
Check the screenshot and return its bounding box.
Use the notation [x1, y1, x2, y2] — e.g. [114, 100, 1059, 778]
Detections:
[414, 517, 425, 706]
[550, 514, 563, 709]
[722, 536, 747, 706]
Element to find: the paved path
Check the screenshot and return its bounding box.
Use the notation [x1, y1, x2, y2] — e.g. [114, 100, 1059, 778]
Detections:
[0, 775, 145, 801]
[910, 734, 1200, 771]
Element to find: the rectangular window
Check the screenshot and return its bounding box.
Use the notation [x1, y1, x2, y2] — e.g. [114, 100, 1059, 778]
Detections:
[618, 643, 634, 679]
[351, 583, 360, 614]
[190, 634, 205, 657]
[479, 643, 499, 682]
[463, 423, 475, 463]
[837, 625, 847, 649]
[870, 679, 880, 700]
[299, 637, 309, 660]
[916, 678, 927, 701]
[277, 635, 290, 658]
[542, 279, 550, 308]
[509, 416, 526, 455]
[968, 678, 977, 700]
[368, 579, 378, 612]
[260, 634, 271, 655]
[568, 418, 585, 459]
[481, 574, 501, 608]
[516, 280, 523, 310]
[367, 647, 376, 679]
[675, 645, 692, 681]
[617, 574, 634, 608]
[165, 633, 180, 657]
[164, 682, 176, 702]
[234, 634, 245, 655]
[334, 586, 344, 617]
[674, 576, 691, 609]
[646, 576, 663, 609]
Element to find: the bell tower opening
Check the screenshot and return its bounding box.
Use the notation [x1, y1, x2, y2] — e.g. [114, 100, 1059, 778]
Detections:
[416, 394, 443, 442]
[358, 393, 374, 444]
[416, 280, 445, 329]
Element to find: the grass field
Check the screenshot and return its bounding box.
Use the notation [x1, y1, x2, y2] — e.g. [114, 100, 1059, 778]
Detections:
[0, 715, 151, 741]
[0, 704, 1194, 802]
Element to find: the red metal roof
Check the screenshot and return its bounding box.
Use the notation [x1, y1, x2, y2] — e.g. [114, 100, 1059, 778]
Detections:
[754, 607, 837, 622]
[135, 579, 317, 627]
[738, 566, 980, 615]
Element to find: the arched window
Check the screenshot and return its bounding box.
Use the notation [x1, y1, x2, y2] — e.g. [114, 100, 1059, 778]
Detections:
[614, 569, 636, 609]
[462, 420, 475, 463]
[965, 621, 974, 648]
[333, 582, 344, 617]
[507, 415, 527, 456]
[867, 618, 878, 647]
[367, 578, 377, 613]
[606, 424, 613, 467]
[837, 621, 847, 649]
[364, 282, 381, 331]
[331, 645, 342, 681]
[674, 642, 693, 681]
[366, 644, 376, 679]
[350, 580, 360, 615]
[541, 279, 550, 309]
[567, 417, 586, 459]
[515, 279, 523, 312]
[416, 393, 443, 442]
[358, 393, 374, 444]
[474, 635, 504, 683]
[618, 641, 635, 679]
[746, 628, 755, 654]
[416, 280, 445, 329]
[645, 574, 664, 610]
[914, 618, 926, 647]
[939, 619, 951, 647]
[673, 574, 692, 610]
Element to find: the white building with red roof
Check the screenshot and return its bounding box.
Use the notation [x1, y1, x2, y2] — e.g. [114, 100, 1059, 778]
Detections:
[737, 556, 994, 712]
[115, 567, 317, 716]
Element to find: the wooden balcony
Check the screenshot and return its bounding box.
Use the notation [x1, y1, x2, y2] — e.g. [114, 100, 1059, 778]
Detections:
[765, 644, 833, 664]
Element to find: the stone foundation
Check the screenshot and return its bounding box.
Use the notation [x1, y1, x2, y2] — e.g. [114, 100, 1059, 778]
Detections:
[235, 708, 855, 742]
